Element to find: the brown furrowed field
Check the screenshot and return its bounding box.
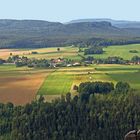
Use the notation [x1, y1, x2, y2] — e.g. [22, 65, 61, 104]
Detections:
[0, 65, 53, 105]
[0, 74, 44, 105]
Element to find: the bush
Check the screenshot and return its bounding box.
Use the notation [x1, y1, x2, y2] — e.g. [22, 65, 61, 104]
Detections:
[78, 81, 114, 95]
[115, 81, 130, 94]
[31, 51, 38, 54]
[129, 50, 138, 53]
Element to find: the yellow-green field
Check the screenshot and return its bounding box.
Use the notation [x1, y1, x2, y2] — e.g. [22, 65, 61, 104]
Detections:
[1, 44, 140, 60]
[37, 64, 140, 102]
[0, 46, 81, 60]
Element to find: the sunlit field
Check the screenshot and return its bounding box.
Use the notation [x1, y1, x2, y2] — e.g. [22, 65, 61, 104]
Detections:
[38, 65, 140, 102]
[84, 44, 140, 60]
[0, 46, 81, 60]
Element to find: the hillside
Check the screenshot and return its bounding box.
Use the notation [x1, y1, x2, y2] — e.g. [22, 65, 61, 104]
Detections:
[0, 19, 140, 48]
[68, 18, 140, 28]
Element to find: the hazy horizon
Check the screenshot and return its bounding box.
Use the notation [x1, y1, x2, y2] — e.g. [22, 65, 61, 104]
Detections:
[0, 18, 140, 23]
[0, 0, 140, 22]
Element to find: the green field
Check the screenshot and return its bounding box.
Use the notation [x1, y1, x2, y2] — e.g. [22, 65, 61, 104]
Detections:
[38, 71, 74, 95]
[26, 44, 140, 60]
[83, 44, 140, 60]
[38, 65, 140, 97]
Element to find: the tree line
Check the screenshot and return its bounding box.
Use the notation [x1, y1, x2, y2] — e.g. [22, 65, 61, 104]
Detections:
[83, 56, 140, 65]
[84, 46, 104, 55]
[0, 82, 139, 140]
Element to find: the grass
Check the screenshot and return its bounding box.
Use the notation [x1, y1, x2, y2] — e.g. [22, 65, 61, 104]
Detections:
[94, 65, 140, 73]
[38, 72, 74, 95]
[83, 44, 140, 60]
[38, 64, 140, 97]
[22, 46, 82, 60]
[0, 46, 82, 60]
[1, 64, 138, 99]
[108, 72, 140, 90]
[0, 64, 16, 71]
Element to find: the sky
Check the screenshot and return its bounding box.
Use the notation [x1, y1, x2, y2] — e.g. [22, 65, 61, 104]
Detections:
[0, 0, 139, 22]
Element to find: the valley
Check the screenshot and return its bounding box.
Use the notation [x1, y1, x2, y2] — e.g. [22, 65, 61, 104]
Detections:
[0, 44, 140, 104]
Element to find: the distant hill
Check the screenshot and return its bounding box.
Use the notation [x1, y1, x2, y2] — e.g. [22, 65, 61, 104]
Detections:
[68, 18, 140, 28]
[0, 19, 140, 48]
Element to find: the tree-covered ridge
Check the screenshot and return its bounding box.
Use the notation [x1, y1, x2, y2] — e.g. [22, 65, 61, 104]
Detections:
[1, 20, 140, 48]
[0, 91, 140, 140]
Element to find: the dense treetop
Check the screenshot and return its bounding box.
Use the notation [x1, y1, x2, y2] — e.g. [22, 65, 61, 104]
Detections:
[0, 81, 139, 140]
[0, 20, 140, 48]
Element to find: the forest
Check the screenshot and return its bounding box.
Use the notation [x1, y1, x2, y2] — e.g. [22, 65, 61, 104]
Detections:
[0, 83, 140, 140]
[1, 20, 140, 49]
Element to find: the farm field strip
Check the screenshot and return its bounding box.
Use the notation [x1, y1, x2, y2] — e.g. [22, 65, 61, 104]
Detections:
[0, 73, 46, 105]
[1, 44, 140, 61]
[38, 72, 74, 95]
[108, 72, 140, 90]
[0, 46, 81, 60]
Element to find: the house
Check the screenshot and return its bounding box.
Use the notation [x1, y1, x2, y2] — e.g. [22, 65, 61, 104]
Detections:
[67, 64, 72, 67]
[51, 58, 64, 63]
[73, 62, 81, 66]
[50, 58, 65, 67]
[84, 61, 92, 64]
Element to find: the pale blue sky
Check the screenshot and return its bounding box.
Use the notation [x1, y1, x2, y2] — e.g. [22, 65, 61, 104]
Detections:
[0, 0, 139, 22]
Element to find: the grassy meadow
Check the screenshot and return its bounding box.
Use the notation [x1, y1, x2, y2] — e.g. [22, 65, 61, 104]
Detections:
[38, 72, 74, 95]
[38, 65, 140, 102]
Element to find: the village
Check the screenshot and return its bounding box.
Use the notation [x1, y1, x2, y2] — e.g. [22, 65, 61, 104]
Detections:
[0, 53, 140, 69]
